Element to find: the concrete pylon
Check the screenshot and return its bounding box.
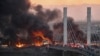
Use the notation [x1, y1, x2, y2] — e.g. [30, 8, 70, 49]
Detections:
[63, 7, 67, 46]
[87, 7, 91, 45]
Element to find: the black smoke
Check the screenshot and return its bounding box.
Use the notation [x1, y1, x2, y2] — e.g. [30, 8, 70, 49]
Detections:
[0, 0, 30, 15]
[0, 0, 58, 46]
[0, 0, 86, 46]
[53, 17, 86, 43]
[0, 0, 31, 45]
[33, 5, 61, 22]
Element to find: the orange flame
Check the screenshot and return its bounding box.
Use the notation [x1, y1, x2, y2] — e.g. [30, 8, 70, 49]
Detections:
[16, 38, 24, 48]
[32, 31, 52, 47]
[16, 42, 24, 48]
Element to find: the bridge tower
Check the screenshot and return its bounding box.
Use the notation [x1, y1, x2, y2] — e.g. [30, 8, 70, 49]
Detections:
[87, 7, 91, 45]
[63, 7, 68, 46]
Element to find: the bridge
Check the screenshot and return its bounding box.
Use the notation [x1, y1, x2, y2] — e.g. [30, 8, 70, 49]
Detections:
[0, 7, 99, 56]
[49, 7, 100, 56]
[48, 45, 98, 56]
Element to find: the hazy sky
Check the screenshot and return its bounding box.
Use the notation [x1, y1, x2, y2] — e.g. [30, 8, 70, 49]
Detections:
[30, 0, 100, 6]
[30, 0, 100, 22]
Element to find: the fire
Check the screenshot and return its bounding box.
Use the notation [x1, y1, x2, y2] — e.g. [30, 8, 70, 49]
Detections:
[16, 42, 24, 48]
[32, 31, 52, 47]
[16, 38, 25, 48]
[16, 43, 24, 48]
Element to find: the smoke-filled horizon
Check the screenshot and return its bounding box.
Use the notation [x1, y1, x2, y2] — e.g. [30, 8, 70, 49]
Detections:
[0, 0, 88, 46]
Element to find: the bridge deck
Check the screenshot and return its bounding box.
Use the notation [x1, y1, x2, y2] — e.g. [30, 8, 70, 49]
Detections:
[48, 45, 98, 56]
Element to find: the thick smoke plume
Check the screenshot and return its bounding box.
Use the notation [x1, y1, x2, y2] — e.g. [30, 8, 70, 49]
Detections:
[0, 0, 86, 46]
[0, 0, 30, 15]
[53, 17, 86, 43]
[0, 0, 58, 46]
[33, 5, 61, 22]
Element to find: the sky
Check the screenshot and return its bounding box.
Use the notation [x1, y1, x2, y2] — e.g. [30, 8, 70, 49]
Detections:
[30, 0, 100, 22]
[30, 0, 100, 6]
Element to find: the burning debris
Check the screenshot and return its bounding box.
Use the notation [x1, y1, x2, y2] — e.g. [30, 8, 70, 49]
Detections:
[15, 38, 25, 48]
[32, 31, 52, 47]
